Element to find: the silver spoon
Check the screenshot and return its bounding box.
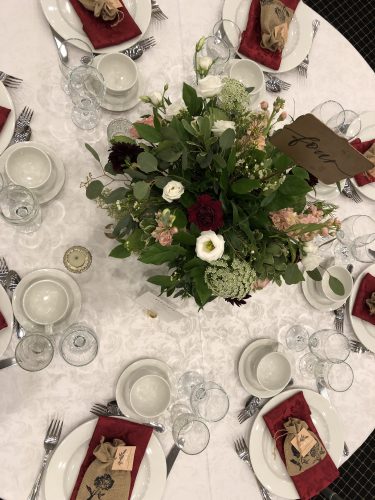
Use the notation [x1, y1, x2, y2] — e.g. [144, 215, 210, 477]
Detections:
[265, 78, 282, 93]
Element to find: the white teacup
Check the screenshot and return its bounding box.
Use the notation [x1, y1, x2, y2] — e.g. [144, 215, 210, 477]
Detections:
[23, 279, 69, 325]
[128, 367, 171, 417]
[316, 265, 353, 302]
[97, 53, 138, 96]
[5, 145, 52, 190]
[256, 352, 292, 391]
[229, 59, 264, 99]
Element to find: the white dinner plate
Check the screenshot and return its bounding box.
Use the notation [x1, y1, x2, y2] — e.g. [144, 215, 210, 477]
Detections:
[301, 272, 347, 311]
[44, 418, 166, 500]
[222, 0, 314, 72]
[351, 124, 375, 201]
[0, 141, 65, 204]
[116, 358, 175, 422]
[249, 388, 344, 499]
[40, 0, 152, 54]
[348, 263, 375, 353]
[354, 111, 375, 137]
[0, 285, 14, 357]
[12, 268, 81, 333]
[0, 82, 15, 155]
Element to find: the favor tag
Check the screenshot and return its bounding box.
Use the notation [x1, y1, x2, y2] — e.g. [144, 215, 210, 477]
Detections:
[112, 446, 136, 471]
[291, 428, 317, 457]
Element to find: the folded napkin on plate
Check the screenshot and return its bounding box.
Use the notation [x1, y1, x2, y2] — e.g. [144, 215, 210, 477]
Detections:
[69, 0, 142, 50]
[0, 310, 7, 331]
[0, 106, 11, 133]
[263, 391, 339, 500]
[70, 416, 153, 500]
[239, 0, 300, 70]
[350, 138, 375, 186]
[351, 273, 375, 326]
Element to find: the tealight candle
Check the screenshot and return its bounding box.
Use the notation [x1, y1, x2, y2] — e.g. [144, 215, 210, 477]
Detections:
[63, 246, 92, 274]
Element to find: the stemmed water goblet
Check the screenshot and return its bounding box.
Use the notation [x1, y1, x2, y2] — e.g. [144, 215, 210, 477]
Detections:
[285, 325, 309, 351]
[212, 19, 242, 58]
[171, 403, 210, 455]
[334, 215, 375, 263]
[197, 36, 231, 77]
[58, 38, 94, 94]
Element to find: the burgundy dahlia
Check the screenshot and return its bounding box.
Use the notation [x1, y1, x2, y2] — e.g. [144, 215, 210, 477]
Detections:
[108, 142, 144, 174]
[188, 194, 224, 231]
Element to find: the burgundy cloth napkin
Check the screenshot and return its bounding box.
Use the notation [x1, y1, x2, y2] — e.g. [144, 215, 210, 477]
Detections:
[350, 138, 375, 186]
[0, 106, 11, 133]
[263, 391, 339, 500]
[239, 0, 300, 70]
[69, 0, 142, 50]
[351, 273, 375, 326]
[0, 310, 7, 331]
[70, 416, 153, 500]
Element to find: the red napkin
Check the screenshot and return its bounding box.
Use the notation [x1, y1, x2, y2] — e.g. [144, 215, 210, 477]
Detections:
[0, 106, 11, 133]
[352, 273, 375, 325]
[70, 416, 153, 500]
[350, 138, 375, 186]
[263, 391, 339, 500]
[0, 310, 7, 331]
[69, 0, 142, 50]
[239, 0, 300, 70]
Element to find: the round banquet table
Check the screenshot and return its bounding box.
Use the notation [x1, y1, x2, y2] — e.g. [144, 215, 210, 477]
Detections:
[0, 1, 375, 499]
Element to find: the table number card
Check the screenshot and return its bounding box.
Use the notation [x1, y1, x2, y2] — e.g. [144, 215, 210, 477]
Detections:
[270, 114, 373, 184]
[135, 291, 186, 322]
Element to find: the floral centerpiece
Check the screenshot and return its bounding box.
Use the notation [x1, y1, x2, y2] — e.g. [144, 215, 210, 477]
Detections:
[83, 41, 340, 307]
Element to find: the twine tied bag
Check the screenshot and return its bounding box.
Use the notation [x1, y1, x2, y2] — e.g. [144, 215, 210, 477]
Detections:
[76, 437, 131, 500]
[77, 0, 124, 25]
[260, 0, 294, 51]
[274, 417, 327, 476]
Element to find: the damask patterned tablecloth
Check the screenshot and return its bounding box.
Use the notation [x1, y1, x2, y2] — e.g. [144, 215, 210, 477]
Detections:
[0, 1, 374, 500]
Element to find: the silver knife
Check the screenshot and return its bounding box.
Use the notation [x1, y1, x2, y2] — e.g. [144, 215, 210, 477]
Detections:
[166, 443, 181, 476]
[317, 380, 349, 456]
[0, 357, 17, 369]
[49, 26, 68, 63]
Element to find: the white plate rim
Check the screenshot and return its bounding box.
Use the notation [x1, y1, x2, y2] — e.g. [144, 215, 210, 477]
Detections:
[301, 273, 347, 311]
[0, 141, 65, 204]
[0, 285, 14, 357]
[249, 388, 344, 498]
[40, 0, 152, 54]
[222, 0, 314, 73]
[44, 417, 166, 500]
[348, 263, 375, 352]
[12, 268, 81, 333]
[0, 82, 15, 155]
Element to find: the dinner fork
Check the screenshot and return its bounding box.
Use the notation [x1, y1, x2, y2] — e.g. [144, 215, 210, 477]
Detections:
[27, 419, 63, 500]
[333, 305, 345, 332]
[264, 72, 291, 90]
[151, 0, 168, 20]
[342, 178, 362, 203]
[234, 437, 272, 500]
[0, 257, 8, 286]
[14, 106, 34, 132]
[10, 124, 32, 145]
[238, 396, 262, 424]
[349, 339, 371, 354]
[297, 19, 320, 78]
[121, 37, 156, 60]
[0, 71, 22, 88]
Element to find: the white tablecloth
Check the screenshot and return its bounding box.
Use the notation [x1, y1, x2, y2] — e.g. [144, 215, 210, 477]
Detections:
[0, 1, 375, 499]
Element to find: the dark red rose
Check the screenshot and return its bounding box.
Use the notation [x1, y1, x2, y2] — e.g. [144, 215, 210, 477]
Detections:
[188, 194, 224, 231]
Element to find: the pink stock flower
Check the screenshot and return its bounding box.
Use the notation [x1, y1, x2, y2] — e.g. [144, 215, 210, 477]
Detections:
[158, 231, 174, 246]
[253, 278, 270, 290]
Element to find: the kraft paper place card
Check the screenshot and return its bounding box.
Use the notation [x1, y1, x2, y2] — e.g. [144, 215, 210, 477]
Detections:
[270, 114, 373, 184]
[135, 290, 186, 322]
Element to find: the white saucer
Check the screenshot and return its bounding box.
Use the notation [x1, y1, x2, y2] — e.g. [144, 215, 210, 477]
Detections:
[12, 269, 81, 333]
[301, 272, 347, 311]
[238, 339, 286, 398]
[93, 55, 144, 112]
[0, 141, 65, 204]
[116, 358, 175, 422]
[307, 180, 344, 201]
[0, 284, 13, 357]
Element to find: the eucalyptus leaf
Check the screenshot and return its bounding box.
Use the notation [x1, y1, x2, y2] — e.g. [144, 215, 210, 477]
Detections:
[85, 143, 100, 163]
[329, 275, 345, 296]
[133, 181, 150, 201]
[137, 151, 158, 172]
[109, 244, 130, 259]
[231, 178, 261, 194]
[133, 123, 162, 143]
[283, 263, 304, 284]
[306, 268, 322, 281]
[219, 128, 235, 150]
[104, 187, 128, 203]
[86, 180, 104, 200]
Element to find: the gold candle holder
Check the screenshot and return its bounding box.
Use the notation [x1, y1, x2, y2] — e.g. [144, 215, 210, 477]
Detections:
[63, 246, 92, 274]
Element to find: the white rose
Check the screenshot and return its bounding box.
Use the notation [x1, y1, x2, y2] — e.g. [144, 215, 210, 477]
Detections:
[164, 99, 186, 121]
[197, 56, 213, 72]
[162, 181, 184, 203]
[197, 75, 223, 98]
[149, 91, 163, 106]
[301, 253, 322, 271]
[211, 120, 236, 137]
[196, 231, 225, 262]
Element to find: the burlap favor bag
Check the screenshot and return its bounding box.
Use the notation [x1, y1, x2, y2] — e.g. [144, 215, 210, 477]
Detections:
[277, 417, 327, 476]
[260, 0, 294, 51]
[77, 0, 123, 23]
[76, 437, 131, 500]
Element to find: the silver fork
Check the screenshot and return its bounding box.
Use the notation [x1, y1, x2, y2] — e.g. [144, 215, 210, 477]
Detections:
[14, 106, 34, 131]
[238, 396, 262, 424]
[333, 306, 344, 332]
[0, 257, 8, 285]
[297, 19, 320, 78]
[235, 437, 272, 500]
[342, 178, 362, 203]
[349, 339, 370, 354]
[264, 72, 291, 90]
[0, 71, 22, 88]
[27, 419, 63, 500]
[151, 0, 168, 20]
[121, 37, 156, 60]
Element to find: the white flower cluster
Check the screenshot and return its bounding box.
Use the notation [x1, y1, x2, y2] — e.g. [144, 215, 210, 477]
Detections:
[204, 257, 257, 299]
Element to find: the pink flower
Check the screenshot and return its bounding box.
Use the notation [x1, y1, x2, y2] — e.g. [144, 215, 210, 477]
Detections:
[256, 135, 266, 150]
[321, 227, 329, 237]
[260, 101, 269, 111]
[130, 116, 155, 138]
[158, 231, 174, 246]
[253, 278, 270, 290]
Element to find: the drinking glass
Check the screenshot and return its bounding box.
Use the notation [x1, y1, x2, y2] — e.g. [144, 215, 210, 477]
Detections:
[315, 360, 354, 392]
[310, 100, 345, 129]
[299, 352, 319, 378]
[0, 184, 41, 233]
[60, 323, 98, 366]
[326, 109, 361, 140]
[171, 404, 210, 455]
[335, 215, 375, 263]
[199, 36, 230, 75]
[212, 19, 242, 57]
[308, 330, 350, 363]
[107, 118, 133, 142]
[58, 38, 94, 94]
[69, 66, 106, 130]
[349, 234, 375, 263]
[285, 325, 309, 351]
[15, 333, 54, 371]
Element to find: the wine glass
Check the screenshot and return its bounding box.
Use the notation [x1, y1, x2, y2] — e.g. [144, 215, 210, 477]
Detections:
[326, 110, 361, 140]
[58, 38, 94, 94]
[171, 404, 210, 455]
[308, 330, 350, 363]
[0, 184, 41, 233]
[315, 360, 354, 392]
[310, 100, 345, 129]
[212, 19, 242, 57]
[199, 36, 231, 75]
[68, 66, 106, 130]
[285, 325, 309, 351]
[335, 215, 375, 263]
[350, 234, 375, 263]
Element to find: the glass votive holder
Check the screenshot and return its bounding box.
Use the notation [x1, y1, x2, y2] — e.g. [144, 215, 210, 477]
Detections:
[107, 118, 133, 142]
[15, 333, 54, 371]
[0, 184, 41, 233]
[63, 245, 92, 274]
[60, 323, 98, 366]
